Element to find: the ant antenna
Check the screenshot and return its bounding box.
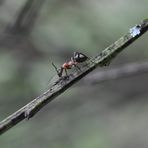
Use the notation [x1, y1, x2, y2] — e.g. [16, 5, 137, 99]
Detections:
[52, 62, 59, 73]
[52, 62, 63, 77]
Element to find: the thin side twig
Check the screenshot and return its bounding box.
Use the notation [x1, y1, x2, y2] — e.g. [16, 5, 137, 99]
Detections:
[0, 19, 148, 135]
[85, 61, 148, 84]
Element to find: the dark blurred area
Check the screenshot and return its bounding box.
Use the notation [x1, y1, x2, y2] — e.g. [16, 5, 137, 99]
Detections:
[0, 0, 148, 148]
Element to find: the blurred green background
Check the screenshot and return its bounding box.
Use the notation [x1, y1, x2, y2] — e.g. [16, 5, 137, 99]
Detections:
[0, 0, 148, 148]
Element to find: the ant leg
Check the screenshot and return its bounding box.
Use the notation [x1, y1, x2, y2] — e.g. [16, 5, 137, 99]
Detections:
[74, 64, 81, 71]
[52, 62, 63, 77]
[65, 69, 68, 76]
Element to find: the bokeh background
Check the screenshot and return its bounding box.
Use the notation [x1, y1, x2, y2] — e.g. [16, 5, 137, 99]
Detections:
[0, 0, 148, 148]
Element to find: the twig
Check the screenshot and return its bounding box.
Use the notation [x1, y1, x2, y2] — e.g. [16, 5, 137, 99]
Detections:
[9, 0, 44, 34]
[0, 19, 148, 135]
[85, 61, 148, 84]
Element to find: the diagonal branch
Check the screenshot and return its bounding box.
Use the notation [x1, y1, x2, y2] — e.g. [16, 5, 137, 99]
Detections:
[0, 19, 148, 135]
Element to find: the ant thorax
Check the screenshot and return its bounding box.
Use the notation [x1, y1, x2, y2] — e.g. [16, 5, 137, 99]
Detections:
[62, 61, 77, 69]
[62, 62, 71, 69]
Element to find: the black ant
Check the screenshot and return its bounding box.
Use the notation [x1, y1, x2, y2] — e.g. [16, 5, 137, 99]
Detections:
[52, 52, 89, 77]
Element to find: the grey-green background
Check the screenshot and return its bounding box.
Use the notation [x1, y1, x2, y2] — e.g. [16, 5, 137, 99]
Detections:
[0, 0, 148, 148]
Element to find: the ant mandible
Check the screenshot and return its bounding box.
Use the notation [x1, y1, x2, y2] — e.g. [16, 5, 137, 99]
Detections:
[52, 52, 89, 77]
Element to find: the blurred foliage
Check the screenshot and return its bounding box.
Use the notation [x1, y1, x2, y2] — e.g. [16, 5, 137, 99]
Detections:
[0, 0, 148, 148]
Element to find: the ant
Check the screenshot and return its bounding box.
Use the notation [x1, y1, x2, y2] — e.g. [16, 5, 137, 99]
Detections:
[52, 51, 89, 77]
